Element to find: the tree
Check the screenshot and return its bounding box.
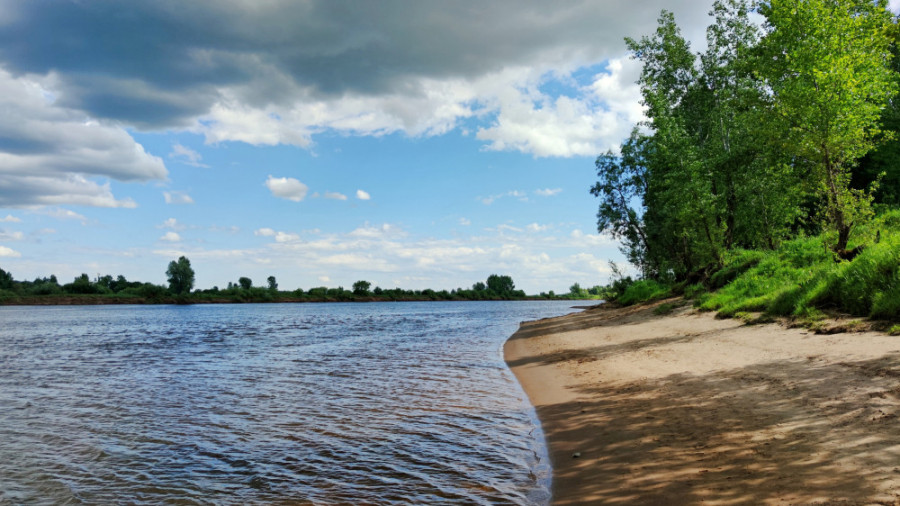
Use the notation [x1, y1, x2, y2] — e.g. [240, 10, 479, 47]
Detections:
[472, 281, 486, 291]
[486, 274, 515, 296]
[756, 0, 897, 253]
[238, 277, 252, 290]
[352, 280, 371, 296]
[0, 267, 12, 290]
[267, 276, 278, 291]
[166, 256, 195, 294]
[591, 130, 651, 274]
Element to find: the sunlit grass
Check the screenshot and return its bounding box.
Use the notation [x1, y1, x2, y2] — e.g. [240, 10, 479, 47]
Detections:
[699, 210, 900, 321]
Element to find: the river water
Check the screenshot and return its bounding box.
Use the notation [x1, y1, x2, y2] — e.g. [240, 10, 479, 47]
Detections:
[0, 301, 585, 505]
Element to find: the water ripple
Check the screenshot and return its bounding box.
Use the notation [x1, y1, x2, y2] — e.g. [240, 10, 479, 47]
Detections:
[0, 301, 583, 504]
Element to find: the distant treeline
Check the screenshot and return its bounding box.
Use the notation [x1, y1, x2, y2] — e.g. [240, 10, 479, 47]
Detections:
[0, 264, 605, 305]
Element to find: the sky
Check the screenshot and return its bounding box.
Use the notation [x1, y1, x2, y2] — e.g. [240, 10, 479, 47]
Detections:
[0, 0, 729, 294]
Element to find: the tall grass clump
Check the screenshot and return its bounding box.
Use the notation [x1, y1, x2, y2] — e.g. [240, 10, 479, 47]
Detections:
[617, 279, 671, 306]
[701, 210, 900, 320]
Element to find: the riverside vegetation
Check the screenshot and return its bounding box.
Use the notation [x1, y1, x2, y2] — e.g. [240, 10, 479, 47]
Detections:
[594, 0, 900, 327]
[0, 260, 603, 305]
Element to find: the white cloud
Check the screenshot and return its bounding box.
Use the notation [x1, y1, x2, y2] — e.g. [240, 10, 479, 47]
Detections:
[0, 215, 20, 223]
[535, 188, 562, 197]
[210, 225, 240, 234]
[349, 223, 403, 239]
[0, 246, 20, 258]
[255, 227, 300, 243]
[0, 68, 166, 208]
[476, 58, 644, 157]
[318, 275, 331, 283]
[159, 231, 182, 242]
[275, 231, 300, 243]
[496, 224, 523, 234]
[37, 207, 88, 223]
[169, 143, 209, 168]
[527, 223, 550, 232]
[265, 175, 308, 202]
[459, 217, 471, 226]
[0, 229, 24, 241]
[356, 189, 371, 200]
[480, 190, 528, 205]
[323, 191, 347, 201]
[159, 218, 186, 230]
[163, 191, 194, 205]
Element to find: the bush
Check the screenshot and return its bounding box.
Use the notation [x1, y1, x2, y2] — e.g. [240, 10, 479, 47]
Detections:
[618, 280, 670, 305]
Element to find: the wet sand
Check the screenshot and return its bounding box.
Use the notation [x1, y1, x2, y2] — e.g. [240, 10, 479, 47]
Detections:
[505, 300, 900, 505]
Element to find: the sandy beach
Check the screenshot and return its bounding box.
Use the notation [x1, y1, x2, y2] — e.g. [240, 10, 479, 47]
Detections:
[505, 300, 900, 505]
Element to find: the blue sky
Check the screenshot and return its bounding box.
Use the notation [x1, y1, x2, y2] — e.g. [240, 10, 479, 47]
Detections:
[0, 0, 727, 293]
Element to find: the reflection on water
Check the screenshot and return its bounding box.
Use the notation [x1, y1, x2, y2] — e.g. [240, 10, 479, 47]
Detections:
[0, 301, 583, 504]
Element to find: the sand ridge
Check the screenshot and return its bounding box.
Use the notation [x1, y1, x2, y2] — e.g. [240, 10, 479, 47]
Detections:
[505, 300, 900, 505]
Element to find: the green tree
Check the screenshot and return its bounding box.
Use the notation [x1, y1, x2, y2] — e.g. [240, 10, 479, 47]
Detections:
[352, 280, 371, 296]
[267, 275, 278, 291]
[486, 274, 515, 296]
[0, 267, 13, 290]
[591, 130, 651, 274]
[166, 256, 195, 294]
[238, 277, 252, 290]
[756, 0, 897, 253]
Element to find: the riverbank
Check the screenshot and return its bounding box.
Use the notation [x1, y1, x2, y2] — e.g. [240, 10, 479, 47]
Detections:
[505, 299, 900, 505]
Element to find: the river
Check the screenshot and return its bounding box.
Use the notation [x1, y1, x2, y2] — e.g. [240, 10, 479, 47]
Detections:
[0, 300, 588, 505]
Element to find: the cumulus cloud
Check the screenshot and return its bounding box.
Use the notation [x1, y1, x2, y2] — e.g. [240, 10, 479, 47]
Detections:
[0, 1, 714, 157]
[535, 188, 562, 197]
[159, 231, 181, 242]
[0, 68, 165, 208]
[459, 217, 471, 226]
[323, 191, 347, 201]
[36, 207, 87, 223]
[163, 191, 194, 205]
[265, 175, 308, 202]
[169, 143, 209, 168]
[0, 229, 23, 241]
[1, 215, 21, 222]
[255, 227, 299, 243]
[527, 223, 551, 232]
[480, 190, 528, 205]
[356, 189, 371, 200]
[0, 246, 20, 258]
[159, 217, 186, 230]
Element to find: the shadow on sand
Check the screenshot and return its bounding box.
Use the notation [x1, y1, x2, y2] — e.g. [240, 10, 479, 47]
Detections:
[511, 303, 900, 505]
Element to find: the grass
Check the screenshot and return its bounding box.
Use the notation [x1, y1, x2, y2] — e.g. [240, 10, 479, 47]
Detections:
[698, 210, 900, 321]
[612, 210, 900, 327]
[618, 279, 671, 306]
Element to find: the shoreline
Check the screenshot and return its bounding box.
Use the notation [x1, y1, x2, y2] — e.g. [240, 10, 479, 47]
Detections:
[505, 300, 900, 505]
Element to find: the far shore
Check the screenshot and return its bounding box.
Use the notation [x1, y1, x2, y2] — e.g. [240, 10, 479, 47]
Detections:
[0, 295, 594, 306]
[505, 299, 900, 505]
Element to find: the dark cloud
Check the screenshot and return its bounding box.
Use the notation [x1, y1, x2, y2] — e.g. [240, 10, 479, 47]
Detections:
[0, 0, 712, 128]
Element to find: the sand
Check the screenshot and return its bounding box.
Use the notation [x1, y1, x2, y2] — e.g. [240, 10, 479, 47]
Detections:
[505, 300, 900, 505]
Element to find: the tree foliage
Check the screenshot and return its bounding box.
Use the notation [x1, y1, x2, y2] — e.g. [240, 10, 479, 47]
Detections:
[595, 0, 898, 280]
[756, 0, 896, 253]
[166, 256, 195, 294]
[352, 280, 371, 296]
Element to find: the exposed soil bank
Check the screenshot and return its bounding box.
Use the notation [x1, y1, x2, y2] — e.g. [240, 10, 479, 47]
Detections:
[505, 300, 900, 505]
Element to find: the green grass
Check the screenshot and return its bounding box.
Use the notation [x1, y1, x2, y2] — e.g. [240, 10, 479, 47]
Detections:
[700, 210, 900, 321]
[618, 279, 671, 306]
